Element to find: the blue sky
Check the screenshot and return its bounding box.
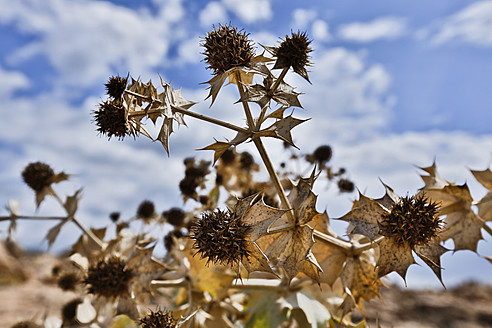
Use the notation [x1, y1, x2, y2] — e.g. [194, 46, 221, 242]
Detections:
[1, 0, 492, 288]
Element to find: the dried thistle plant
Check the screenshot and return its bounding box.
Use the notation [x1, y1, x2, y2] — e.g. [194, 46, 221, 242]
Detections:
[3, 24, 492, 328]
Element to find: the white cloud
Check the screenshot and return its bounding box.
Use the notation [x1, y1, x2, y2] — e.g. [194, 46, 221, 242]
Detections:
[199, 1, 228, 28]
[0, 0, 186, 89]
[222, 0, 272, 23]
[312, 19, 331, 41]
[291, 8, 317, 30]
[0, 66, 30, 97]
[294, 47, 394, 141]
[425, 1, 492, 46]
[338, 16, 407, 42]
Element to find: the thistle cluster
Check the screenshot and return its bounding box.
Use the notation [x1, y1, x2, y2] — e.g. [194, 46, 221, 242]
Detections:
[83, 257, 133, 298]
[21, 162, 54, 192]
[202, 24, 255, 74]
[379, 194, 442, 247]
[93, 100, 129, 140]
[190, 209, 251, 266]
[267, 31, 312, 81]
[139, 310, 178, 328]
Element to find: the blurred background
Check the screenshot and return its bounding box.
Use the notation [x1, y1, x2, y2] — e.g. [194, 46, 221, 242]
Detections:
[1, 0, 491, 289]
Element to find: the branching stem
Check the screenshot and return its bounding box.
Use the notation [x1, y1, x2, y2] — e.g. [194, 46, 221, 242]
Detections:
[125, 90, 249, 134]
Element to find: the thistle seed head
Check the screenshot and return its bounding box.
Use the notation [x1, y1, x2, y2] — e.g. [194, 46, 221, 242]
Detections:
[379, 194, 442, 248]
[337, 179, 355, 193]
[163, 207, 185, 227]
[313, 145, 332, 164]
[109, 211, 120, 222]
[202, 24, 255, 74]
[164, 229, 184, 252]
[190, 209, 251, 267]
[137, 200, 156, 221]
[272, 31, 312, 81]
[83, 257, 133, 298]
[93, 100, 129, 140]
[22, 162, 55, 192]
[105, 75, 127, 99]
[239, 151, 254, 170]
[139, 310, 178, 328]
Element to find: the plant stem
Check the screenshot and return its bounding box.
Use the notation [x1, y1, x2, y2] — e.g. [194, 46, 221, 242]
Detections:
[234, 71, 296, 224]
[49, 188, 105, 249]
[256, 67, 290, 129]
[125, 89, 249, 134]
[0, 215, 67, 221]
[151, 278, 188, 289]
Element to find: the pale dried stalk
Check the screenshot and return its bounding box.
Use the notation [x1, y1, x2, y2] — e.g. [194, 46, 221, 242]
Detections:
[234, 70, 296, 225]
[50, 189, 105, 249]
[0, 215, 67, 221]
[124, 90, 249, 135]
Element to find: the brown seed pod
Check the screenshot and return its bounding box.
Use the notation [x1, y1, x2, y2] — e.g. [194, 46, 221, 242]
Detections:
[137, 200, 156, 221]
[83, 257, 133, 298]
[271, 31, 312, 82]
[202, 24, 255, 74]
[312, 145, 332, 164]
[104, 75, 127, 99]
[22, 162, 55, 192]
[139, 309, 178, 328]
[162, 207, 185, 227]
[190, 209, 251, 267]
[93, 100, 129, 140]
[337, 178, 355, 193]
[379, 194, 442, 248]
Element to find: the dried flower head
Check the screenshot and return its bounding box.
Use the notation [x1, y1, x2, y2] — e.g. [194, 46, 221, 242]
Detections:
[57, 272, 79, 291]
[139, 310, 178, 328]
[11, 321, 42, 328]
[162, 207, 185, 227]
[105, 75, 127, 99]
[93, 100, 129, 140]
[83, 257, 133, 298]
[109, 211, 120, 222]
[191, 209, 251, 266]
[271, 31, 312, 82]
[221, 147, 236, 165]
[312, 145, 332, 164]
[202, 24, 255, 74]
[61, 298, 82, 325]
[164, 229, 184, 252]
[137, 200, 156, 221]
[379, 194, 442, 247]
[240, 151, 255, 170]
[22, 162, 54, 192]
[338, 178, 355, 193]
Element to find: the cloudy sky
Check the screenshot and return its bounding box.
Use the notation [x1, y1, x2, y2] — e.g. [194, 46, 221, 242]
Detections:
[1, 0, 492, 288]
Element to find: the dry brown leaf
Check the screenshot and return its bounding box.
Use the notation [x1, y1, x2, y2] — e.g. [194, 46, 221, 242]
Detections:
[341, 248, 383, 306]
[339, 193, 389, 240]
[259, 115, 309, 148]
[199, 140, 233, 165]
[471, 168, 492, 191]
[185, 241, 235, 299]
[258, 225, 320, 281]
[414, 241, 449, 287]
[126, 246, 168, 303]
[439, 209, 484, 251]
[376, 238, 415, 280]
[242, 199, 287, 241]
